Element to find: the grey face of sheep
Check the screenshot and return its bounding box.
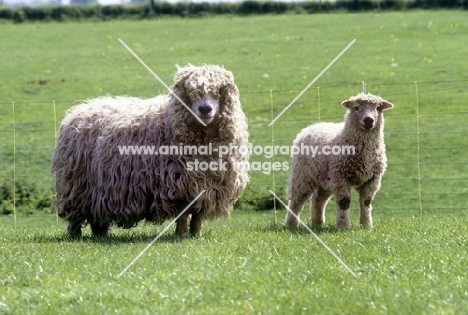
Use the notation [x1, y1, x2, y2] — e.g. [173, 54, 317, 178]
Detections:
[341, 98, 393, 130]
[174, 65, 236, 126]
[191, 95, 219, 125]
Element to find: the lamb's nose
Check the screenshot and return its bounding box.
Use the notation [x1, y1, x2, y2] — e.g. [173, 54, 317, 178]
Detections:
[199, 105, 212, 115]
[363, 117, 374, 129]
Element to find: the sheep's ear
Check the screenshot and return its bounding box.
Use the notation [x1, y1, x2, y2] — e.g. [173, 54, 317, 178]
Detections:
[224, 69, 234, 82]
[220, 71, 238, 104]
[220, 82, 239, 114]
[341, 100, 353, 109]
[174, 64, 195, 87]
[222, 82, 238, 97]
[381, 100, 394, 110]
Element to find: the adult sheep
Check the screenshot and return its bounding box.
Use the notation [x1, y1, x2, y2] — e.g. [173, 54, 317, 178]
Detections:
[286, 93, 393, 229]
[52, 64, 249, 237]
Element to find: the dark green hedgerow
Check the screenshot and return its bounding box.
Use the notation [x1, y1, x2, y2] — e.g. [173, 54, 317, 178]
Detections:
[0, 174, 54, 216]
[1, 0, 467, 23]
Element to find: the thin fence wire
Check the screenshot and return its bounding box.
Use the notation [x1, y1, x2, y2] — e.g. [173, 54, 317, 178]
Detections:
[53, 100, 59, 227]
[12, 102, 17, 229]
[0, 80, 467, 228]
[415, 82, 423, 217]
[269, 90, 278, 224]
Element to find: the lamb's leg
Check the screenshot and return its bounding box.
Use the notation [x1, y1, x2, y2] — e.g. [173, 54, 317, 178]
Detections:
[90, 221, 110, 237]
[286, 193, 310, 227]
[335, 184, 352, 229]
[357, 177, 380, 228]
[310, 186, 332, 227]
[286, 156, 315, 227]
[189, 212, 203, 237]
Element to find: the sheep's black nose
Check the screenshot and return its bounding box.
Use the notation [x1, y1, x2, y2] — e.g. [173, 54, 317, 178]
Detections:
[363, 117, 374, 129]
[199, 105, 212, 115]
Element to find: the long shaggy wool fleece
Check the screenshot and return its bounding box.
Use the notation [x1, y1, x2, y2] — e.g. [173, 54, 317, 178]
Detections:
[52, 64, 249, 237]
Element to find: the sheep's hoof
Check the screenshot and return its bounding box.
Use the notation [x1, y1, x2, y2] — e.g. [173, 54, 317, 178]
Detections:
[91, 223, 110, 237]
[67, 231, 82, 239]
[336, 211, 351, 229]
[189, 224, 202, 238]
[360, 221, 373, 229]
[176, 231, 190, 238]
[175, 215, 190, 237]
[336, 223, 351, 229]
[311, 218, 325, 227]
[67, 223, 82, 238]
[285, 216, 300, 228]
[175, 226, 190, 238]
[190, 231, 202, 238]
[189, 215, 202, 238]
[91, 230, 110, 237]
[336, 219, 351, 229]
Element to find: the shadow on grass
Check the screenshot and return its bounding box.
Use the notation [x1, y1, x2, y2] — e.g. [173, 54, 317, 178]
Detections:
[71, 233, 187, 244]
[262, 221, 355, 235]
[18, 229, 198, 244]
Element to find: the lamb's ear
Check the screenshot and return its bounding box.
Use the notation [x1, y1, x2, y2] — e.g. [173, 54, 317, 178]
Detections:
[381, 100, 394, 110]
[341, 100, 353, 109]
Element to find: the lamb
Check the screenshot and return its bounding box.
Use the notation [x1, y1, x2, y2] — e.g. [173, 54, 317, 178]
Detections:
[52, 64, 249, 237]
[286, 93, 393, 229]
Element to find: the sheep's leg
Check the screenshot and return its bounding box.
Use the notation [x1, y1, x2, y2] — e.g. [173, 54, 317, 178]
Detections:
[90, 221, 110, 237]
[358, 195, 373, 228]
[286, 193, 310, 227]
[358, 178, 380, 228]
[189, 212, 203, 237]
[67, 221, 83, 238]
[335, 185, 352, 229]
[175, 213, 190, 237]
[310, 186, 332, 227]
[174, 200, 191, 237]
[63, 205, 85, 237]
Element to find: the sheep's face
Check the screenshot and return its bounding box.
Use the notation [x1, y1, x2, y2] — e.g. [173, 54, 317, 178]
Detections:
[189, 94, 219, 125]
[342, 94, 393, 131]
[173, 64, 238, 126]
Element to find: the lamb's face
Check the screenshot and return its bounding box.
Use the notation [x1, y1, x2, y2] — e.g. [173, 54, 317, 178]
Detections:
[173, 65, 237, 126]
[342, 94, 393, 131]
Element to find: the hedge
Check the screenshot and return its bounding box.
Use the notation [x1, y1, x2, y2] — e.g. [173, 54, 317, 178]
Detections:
[0, 0, 467, 23]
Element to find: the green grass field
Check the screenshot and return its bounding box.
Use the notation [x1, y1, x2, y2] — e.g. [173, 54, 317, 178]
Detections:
[1, 10, 467, 314]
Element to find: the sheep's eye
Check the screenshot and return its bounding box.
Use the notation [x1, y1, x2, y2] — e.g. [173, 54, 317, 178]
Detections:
[377, 106, 382, 113]
[354, 106, 359, 111]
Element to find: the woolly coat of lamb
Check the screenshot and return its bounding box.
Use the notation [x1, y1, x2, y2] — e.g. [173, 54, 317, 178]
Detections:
[52, 64, 249, 237]
[286, 93, 393, 229]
